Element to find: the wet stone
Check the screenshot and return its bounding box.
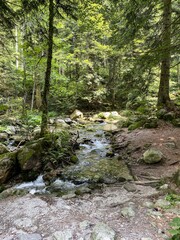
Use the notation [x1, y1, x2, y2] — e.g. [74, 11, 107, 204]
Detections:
[61, 193, 76, 200]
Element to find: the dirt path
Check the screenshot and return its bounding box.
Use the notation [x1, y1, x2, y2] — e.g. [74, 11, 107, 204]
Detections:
[113, 121, 180, 182]
[0, 182, 178, 240]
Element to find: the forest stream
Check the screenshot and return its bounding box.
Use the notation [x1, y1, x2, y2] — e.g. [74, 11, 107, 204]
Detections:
[13, 122, 132, 196]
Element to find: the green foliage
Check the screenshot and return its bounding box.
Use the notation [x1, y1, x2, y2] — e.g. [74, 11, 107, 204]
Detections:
[48, 111, 58, 118]
[169, 217, 180, 240]
[0, 104, 8, 114]
[22, 110, 41, 127]
[166, 194, 180, 206]
[0, 0, 179, 113]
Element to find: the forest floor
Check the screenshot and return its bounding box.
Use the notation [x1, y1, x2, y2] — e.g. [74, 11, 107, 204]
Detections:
[0, 121, 179, 240]
[114, 120, 180, 182]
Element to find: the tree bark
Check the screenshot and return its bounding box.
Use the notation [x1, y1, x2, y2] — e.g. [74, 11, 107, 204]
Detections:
[15, 26, 19, 69]
[40, 0, 54, 136]
[177, 57, 180, 87]
[157, 0, 171, 107]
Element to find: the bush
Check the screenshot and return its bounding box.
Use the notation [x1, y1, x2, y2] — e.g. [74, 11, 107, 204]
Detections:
[169, 217, 180, 240]
[0, 104, 8, 115]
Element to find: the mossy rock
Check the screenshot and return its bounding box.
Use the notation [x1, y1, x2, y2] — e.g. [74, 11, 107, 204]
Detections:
[62, 158, 133, 184]
[172, 118, 180, 127]
[163, 112, 176, 121]
[144, 117, 158, 129]
[70, 154, 78, 164]
[0, 184, 5, 193]
[143, 148, 163, 164]
[0, 188, 28, 199]
[97, 112, 111, 119]
[0, 152, 17, 184]
[128, 120, 144, 131]
[17, 139, 44, 171]
[0, 143, 9, 154]
[156, 108, 167, 119]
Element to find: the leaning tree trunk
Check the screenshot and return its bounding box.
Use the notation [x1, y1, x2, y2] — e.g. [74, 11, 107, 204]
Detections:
[40, 0, 54, 136]
[157, 0, 171, 107]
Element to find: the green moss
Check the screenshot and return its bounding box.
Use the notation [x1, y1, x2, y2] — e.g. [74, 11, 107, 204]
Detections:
[136, 105, 150, 114]
[17, 147, 35, 169]
[172, 119, 180, 127]
[62, 158, 133, 183]
[0, 185, 5, 193]
[70, 155, 78, 163]
[128, 121, 144, 131]
[0, 152, 17, 162]
[0, 104, 8, 114]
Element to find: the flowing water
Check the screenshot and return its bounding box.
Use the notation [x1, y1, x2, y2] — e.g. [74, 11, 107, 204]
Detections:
[14, 123, 113, 194]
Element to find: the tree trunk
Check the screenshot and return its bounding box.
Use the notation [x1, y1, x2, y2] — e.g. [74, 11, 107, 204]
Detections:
[31, 72, 36, 111]
[157, 0, 171, 107]
[35, 81, 42, 110]
[15, 26, 19, 70]
[40, 0, 54, 136]
[177, 57, 180, 87]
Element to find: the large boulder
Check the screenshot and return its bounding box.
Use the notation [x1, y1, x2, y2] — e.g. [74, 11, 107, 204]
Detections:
[143, 148, 163, 164]
[70, 109, 83, 120]
[0, 152, 17, 184]
[17, 138, 44, 176]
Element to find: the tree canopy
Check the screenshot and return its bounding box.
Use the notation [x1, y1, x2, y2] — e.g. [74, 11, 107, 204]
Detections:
[0, 0, 179, 127]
